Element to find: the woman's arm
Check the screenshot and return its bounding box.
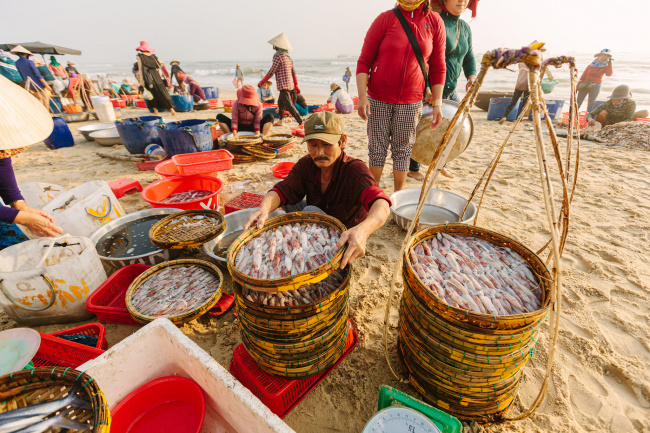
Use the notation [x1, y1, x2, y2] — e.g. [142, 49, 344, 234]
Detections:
[462, 25, 477, 91]
[136, 56, 144, 87]
[356, 73, 370, 120]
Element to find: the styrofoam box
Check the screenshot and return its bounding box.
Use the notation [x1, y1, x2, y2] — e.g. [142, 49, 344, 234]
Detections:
[79, 319, 295, 433]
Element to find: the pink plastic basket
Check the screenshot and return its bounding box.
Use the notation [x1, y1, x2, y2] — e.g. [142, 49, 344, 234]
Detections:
[229, 322, 357, 418]
[172, 150, 234, 176]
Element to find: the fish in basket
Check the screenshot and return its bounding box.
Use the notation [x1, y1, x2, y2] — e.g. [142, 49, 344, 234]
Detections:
[227, 212, 347, 293]
[126, 259, 223, 325]
[397, 224, 552, 423]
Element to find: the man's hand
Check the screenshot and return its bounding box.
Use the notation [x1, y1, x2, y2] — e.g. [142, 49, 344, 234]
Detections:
[357, 96, 370, 121]
[430, 105, 443, 129]
[336, 224, 371, 268]
[243, 208, 269, 231]
[588, 119, 596, 126]
[254, 131, 260, 137]
[232, 130, 238, 138]
[295, 85, 301, 95]
[466, 75, 476, 92]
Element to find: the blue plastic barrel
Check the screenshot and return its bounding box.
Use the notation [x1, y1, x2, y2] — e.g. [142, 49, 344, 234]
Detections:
[487, 98, 519, 121]
[171, 94, 194, 112]
[44, 117, 74, 150]
[115, 116, 163, 154]
[157, 119, 212, 157]
[528, 100, 566, 121]
[201, 87, 219, 99]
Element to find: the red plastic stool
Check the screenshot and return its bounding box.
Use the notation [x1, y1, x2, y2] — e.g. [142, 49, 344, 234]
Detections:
[109, 178, 143, 198]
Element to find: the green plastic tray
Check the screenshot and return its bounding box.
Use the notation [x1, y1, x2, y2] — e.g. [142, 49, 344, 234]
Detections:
[377, 385, 462, 433]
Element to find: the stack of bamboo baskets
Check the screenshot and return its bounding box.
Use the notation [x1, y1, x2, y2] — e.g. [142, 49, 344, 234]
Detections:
[227, 212, 351, 378]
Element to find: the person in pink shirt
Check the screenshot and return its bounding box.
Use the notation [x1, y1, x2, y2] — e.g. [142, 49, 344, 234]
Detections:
[357, 0, 447, 191]
[176, 72, 207, 103]
[577, 49, 614, 112]
[216, 85, 274, 137]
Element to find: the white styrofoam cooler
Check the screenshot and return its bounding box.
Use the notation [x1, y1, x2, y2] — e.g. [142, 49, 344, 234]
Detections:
[79, 319, 296, 433]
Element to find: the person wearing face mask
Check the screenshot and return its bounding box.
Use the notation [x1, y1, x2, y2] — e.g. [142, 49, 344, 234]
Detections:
[577, 49, 614, 112]
[586, 85, 648, 127]
[243, 112, 391, 268]
[408, 0, 479, 181]
[357, 0, 447, 192]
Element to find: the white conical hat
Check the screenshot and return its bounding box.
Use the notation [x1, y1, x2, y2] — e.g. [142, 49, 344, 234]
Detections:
[9, 45, 32, 56]
[0, 75, 54, 151]
[268, 33, 293, 51]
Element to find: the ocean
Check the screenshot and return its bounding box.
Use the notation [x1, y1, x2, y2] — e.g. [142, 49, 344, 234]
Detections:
[77, 51, 649, 111]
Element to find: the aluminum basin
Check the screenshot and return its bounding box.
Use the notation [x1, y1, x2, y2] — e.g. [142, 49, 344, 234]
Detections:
[90, 128, 122, 146]
[77, 123, 116, 142]
[389, 188, 476, 230]
[202, 208, 284, 268]
[89, 208, 182, 271]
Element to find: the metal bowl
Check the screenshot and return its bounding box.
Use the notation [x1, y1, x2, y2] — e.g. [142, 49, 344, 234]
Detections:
[60, 112, 90, 123]
[90, 128, 122, 146]
[77, 123, 116, 142]
[89, 208, 182, 271]
[218, 131, 256, 145]
[411, 100, 474, 166]
[202, 208, 284, 268]
[389, 188, 476, 230]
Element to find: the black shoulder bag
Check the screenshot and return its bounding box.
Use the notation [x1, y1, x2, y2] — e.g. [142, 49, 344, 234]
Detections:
[392, 7, 430, 97]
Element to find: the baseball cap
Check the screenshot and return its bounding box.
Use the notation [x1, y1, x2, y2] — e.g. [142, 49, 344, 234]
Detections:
[303, 111, 344, 146]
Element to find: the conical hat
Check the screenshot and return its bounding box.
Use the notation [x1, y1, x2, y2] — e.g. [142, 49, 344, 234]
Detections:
[0, 75, 53, 151]
[268, 33, 293, 51]
[9, 45, 32, 56]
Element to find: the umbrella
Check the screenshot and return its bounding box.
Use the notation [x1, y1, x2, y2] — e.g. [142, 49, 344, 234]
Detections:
[0, 41, 81, 55]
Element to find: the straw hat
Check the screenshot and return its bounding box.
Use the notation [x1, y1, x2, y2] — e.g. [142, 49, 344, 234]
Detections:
[170, 60, 180, 66]
[330, 83, 341, 92]
[609, 84, 631, 100]
[237, 85, 259, 106]
[10, 45, 32, 56]
[136, 41, 155, 53]
[0, 75, 53, 152]
[122, 78, 133, 86]
[268, 33, 293, 51]
[528, 40, 546, 52]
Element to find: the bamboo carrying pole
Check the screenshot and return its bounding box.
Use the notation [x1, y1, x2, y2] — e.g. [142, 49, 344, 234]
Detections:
[382, 45, 579, 422]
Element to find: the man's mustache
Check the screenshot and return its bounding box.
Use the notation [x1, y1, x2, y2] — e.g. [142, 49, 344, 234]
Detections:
[314, 157, 329, 161]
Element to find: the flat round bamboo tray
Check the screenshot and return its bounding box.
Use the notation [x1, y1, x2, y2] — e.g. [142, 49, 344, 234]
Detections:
[149, 209, 225, 249]
[0, 367, 110, 433]
[397, 223, 551, 422]
[227, 212, 347, 293]
[226, 136, 263, 146]
[232, 153, 256, 164]
[126, 259, 223, 325]
[241, 144, 277, 160]
[263, 133, 295, 147]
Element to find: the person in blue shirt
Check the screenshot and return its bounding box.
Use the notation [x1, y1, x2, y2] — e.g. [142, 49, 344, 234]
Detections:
[11, 46, 52, 107]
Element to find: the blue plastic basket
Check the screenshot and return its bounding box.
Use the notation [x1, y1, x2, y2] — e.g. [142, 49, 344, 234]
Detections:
[171, 94, 194, 112]
[44, 117, 74, 149]
[487, 98, 520, 121]
[157, 119, 212, 157]
[115, 116, 163, 154]
[202, 87, 219, 99]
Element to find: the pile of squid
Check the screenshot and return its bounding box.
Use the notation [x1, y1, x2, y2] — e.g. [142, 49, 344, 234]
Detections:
[241, 270, 345, 307]
[411, 233, 542, 315]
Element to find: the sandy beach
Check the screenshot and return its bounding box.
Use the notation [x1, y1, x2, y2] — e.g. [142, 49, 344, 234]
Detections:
[3, 89, 649, 433]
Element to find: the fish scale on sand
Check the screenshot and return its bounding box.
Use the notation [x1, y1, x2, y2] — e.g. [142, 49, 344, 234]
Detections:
[235, 223, 340, 279]
[131, 266, 220, 317]
[411, 233, 542, 315]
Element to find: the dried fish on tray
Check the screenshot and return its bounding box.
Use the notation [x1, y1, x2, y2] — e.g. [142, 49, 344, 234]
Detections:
[126, 260, 223, 324]
[161, 190, 213, 204]
[235, 222, 340, 279]
[411, 232, 542, 315]
[242, 269, 345, 307]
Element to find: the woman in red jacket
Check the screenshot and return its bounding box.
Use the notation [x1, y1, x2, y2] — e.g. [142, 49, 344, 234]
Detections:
[357, 0, 446, 192]
[577, 49, 614, 112]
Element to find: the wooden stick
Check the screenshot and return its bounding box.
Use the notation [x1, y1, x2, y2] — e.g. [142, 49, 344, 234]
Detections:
[96, 152, 144, 162]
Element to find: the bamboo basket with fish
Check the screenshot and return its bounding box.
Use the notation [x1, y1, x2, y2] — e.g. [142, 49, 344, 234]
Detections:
[149, 209, 225, 249]
[381, 44, 580, 424]
[227, 212, 347, 293]
[262, 133, 295, 147]
[0, 367, 110, 433]
[126, 259, 223, 325]
[241, 144, 278, 160]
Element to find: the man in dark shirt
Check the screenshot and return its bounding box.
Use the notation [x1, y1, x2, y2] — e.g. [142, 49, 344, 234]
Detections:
[244, 111, 391, 267]
[66, 61, 79, 76]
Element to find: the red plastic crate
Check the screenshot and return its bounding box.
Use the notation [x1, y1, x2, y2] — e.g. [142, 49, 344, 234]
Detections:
[229, 322, 357, 418]
[172, 150, 234, 176]
[562, 111, 588, 129]
[32, 323, 107, 368]
[109, 178, 143, 198]
[223, 192, 264, 214]
[136, 156, 169, 171]
[208, 99, 220, 109]
[86, 264, 152, 326]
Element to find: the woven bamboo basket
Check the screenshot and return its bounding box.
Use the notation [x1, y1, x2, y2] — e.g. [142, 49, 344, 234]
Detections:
[227, 212, 347, 293]
[0, 367, 111, 432]
[397, 223, 551, 422]
[227, 136, 263, 146]
[149, 209, 225, 249]
[263, 133, 295, 147]
[126, 259, 223, 325]
[241, 144, 277, 160]
[232, 153, 256, 164]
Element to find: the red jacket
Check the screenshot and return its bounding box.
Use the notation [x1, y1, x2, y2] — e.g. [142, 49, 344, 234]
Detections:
[357, 5, 446, 104]
[579, 63, 613, 85]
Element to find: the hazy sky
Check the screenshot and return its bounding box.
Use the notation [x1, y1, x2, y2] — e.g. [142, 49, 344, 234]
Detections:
[2, 0, 648, 63]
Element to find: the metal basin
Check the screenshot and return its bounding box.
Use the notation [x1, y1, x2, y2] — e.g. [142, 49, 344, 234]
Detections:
[389, 188, 476, 230]
[411, 100, 474, 166]
[60, 112, 90, 123]
[90, 128, 122, 146]
[202, 208, 284, 268]
[77, 123, 116, 142]
[89, 208, 182, 271]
